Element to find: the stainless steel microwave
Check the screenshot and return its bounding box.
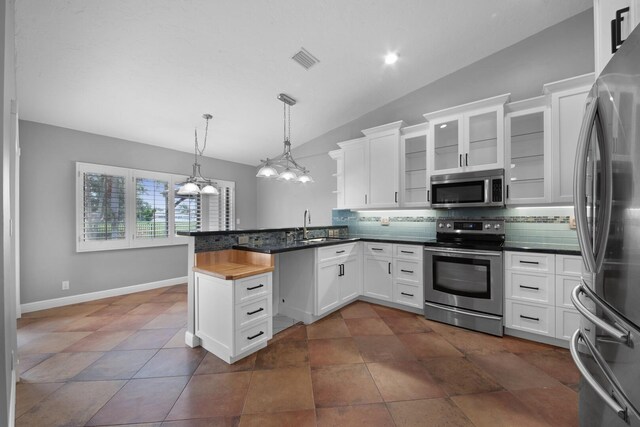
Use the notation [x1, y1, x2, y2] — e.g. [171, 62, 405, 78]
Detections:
[430, 169, 504, 209]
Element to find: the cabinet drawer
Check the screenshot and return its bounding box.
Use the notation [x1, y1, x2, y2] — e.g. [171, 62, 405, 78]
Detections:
[505, 252, 555, 273]
[364, 242, 393, 257]
[555, 254, 584, 277]
[394, 281, 423, 309]
[317, 242, 358, 262]
[505, 299, 555, 337]
[394, 259, 422, 284]
[394, 244, 422, 260]
[235, 297, 270, 330]
[555, 275, 582, 309]
[235, 274, 271, 304]
[235, 319, 270, 354]
[505, 271, 554, 305]
[555, 307, 580, 341]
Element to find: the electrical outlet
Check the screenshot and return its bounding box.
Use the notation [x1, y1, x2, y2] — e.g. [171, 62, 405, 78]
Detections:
[380, 217, 390, 226]
[569, 216, 576, 229]
[62, 280, 70, 290]
[238, 236, 249, 245]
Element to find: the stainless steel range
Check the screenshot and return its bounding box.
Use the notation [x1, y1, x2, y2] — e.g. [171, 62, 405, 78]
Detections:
[424, 219, 504, 336]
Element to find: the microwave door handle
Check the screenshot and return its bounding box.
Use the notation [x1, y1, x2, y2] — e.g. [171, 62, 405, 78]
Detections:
[484, 178, 490, 204]
[592, 109, 612, 274]
[574, 98, 598, 273]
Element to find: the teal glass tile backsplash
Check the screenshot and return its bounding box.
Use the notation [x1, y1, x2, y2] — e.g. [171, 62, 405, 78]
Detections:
[332, 206, 578, 245]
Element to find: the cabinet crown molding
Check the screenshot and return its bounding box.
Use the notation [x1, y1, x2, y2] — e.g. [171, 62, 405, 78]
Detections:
[542, 72, 595, 95]
[337, 136, 366, 149]
[328, 149, 342, 159]
[400, 122, 429, 135]
[361, 120, 405, 136]
[423, 93, 511, 121]
[505, 95, 550, 114]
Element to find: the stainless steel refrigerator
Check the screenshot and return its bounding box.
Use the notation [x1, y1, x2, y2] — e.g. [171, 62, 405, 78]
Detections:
[571, 23, 640, 427]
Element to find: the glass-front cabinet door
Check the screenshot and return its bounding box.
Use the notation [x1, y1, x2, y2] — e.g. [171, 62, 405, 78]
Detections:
[425, 94, 509, 176]
[505, 97, 551, 204]
[400, 123, 428, 206]
[430, 116, 462, 174]
[466, 109, 499, 169]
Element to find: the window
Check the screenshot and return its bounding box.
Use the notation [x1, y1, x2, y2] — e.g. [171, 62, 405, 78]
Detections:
[76, 162, 235, 252]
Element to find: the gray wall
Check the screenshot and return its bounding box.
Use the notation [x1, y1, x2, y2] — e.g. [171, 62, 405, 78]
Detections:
[19, 120, 258, 304]
[1, 0, 16, 424]
[257, 9, 595, 228]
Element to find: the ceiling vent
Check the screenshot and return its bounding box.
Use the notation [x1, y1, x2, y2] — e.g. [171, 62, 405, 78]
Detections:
[291, 48, 320, 70]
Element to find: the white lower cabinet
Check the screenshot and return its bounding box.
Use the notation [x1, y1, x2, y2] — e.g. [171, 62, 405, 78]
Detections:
[363, 243, 424, 308]
[363, 255, 393, 301]
[195, 272, 272, 364]
[315, 243, 362, 316]
[504, 251, 582, 343]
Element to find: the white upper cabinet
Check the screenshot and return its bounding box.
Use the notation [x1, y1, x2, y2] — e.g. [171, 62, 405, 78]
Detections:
[337, 121, 404, 209]
[400, 123, 428, 207]
[504, 96, 552, 205]
[328, 149, 345, 209]
[424, 94, 510, 176]
[340, 137, 368, 208]
[544, 73, 595, 204]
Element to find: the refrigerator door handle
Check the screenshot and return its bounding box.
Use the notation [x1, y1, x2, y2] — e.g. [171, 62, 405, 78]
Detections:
[574, 98, 599, 273]
[571, 281, 632, 344]
[570, 330, 632, 422]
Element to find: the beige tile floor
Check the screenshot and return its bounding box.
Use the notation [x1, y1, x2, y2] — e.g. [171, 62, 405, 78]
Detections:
[15, 284, 580, 426]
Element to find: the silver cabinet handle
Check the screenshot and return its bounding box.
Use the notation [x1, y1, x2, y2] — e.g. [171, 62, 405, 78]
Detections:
[570, 330, 629, 422]
[571, 281, 630, 344]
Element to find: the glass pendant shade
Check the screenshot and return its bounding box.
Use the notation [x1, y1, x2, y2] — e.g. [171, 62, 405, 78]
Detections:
[177, 182, 200, 196]
[298, 172, 314, 183]
[277, 168, 297, 181]
[256, 164, 278, 178]
[200, 184, 219, 195]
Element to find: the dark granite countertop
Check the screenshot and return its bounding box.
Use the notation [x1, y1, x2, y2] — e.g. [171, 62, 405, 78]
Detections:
[233, 237, 360, 254]
[233, 234, 582, 256]
[503, 241, 581, 256]
[178, 225, 347, 237]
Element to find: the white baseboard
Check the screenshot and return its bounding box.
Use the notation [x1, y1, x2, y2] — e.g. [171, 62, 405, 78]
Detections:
[20, 276, 188, 314]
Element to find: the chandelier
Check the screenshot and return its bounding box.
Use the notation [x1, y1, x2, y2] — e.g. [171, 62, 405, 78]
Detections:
[256, 93, 313, 183]
[177, 114, 219, 196]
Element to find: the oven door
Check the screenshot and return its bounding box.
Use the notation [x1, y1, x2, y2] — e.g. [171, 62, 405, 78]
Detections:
[424, 247, 503, 316]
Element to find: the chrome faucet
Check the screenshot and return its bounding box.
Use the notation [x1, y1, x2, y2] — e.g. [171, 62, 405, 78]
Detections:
[303, 209, 311, 239]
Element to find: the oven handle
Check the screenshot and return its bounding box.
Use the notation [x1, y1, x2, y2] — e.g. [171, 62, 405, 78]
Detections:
[424, 301, 502, 320]
[423, 247, 502, 257]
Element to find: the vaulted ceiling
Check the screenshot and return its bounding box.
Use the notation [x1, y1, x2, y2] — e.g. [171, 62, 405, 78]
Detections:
[15, 0, 591, 166]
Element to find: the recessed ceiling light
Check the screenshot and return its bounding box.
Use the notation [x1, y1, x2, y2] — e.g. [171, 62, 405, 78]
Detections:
[440, 124, 447, 129]
[384, 52, 398, 65]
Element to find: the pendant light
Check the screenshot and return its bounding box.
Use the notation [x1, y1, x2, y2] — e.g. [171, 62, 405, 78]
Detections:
[177, 114, 220, 196]
[256, 94, 314, 183]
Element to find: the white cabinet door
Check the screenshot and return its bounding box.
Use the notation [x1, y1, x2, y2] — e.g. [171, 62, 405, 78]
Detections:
[340, 256, 361, 303]
[363, 256, 393, 301]
[368, 131, 399, 207]
[429, 115, 463, 175]
[400, 124, 428, 207]
[317, 260, 341, 316]
[342, 141, 367, 208]
[464, 106, 504, 172]
[548, 79, 593, 203]
[505, 99, 551, 205]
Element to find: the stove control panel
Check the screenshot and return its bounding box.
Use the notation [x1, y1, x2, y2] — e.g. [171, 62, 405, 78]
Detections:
[436, 219, 505, 235]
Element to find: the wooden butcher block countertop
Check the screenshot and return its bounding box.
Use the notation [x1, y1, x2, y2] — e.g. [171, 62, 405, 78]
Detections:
[193, 249, 274, 280]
